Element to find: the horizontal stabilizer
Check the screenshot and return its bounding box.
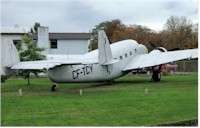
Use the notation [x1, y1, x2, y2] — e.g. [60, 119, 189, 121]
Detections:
[101, 59, 119, 65]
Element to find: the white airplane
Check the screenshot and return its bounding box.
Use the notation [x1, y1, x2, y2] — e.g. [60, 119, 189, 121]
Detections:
[2, 30, 198, 90]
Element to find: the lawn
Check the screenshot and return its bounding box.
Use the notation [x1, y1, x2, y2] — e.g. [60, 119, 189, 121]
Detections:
[1, 74, 198, 126]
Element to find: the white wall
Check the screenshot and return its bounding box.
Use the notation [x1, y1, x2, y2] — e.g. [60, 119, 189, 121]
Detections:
[37, 27, 49, 55]
[1, 34, 22, 42]
[1, 34, 26, 50]
[49, 40, 89, 55]
[1, 27, 90, 56]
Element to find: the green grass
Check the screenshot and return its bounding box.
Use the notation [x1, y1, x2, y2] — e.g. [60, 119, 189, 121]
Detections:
[1, 74, 198, 126]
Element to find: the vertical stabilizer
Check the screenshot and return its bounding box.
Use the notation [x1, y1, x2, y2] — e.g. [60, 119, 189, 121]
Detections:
[98, 30, 118, 65]
[1, 38, 20, 75]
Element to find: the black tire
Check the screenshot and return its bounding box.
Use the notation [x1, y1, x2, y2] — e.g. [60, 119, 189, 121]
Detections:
[51, 84, 57, 92]
[1, 76, 7, 83]
[1, 79, 5, 83]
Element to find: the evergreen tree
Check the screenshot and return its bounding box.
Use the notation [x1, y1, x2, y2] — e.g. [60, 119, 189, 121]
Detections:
[19, 34, 46, 85]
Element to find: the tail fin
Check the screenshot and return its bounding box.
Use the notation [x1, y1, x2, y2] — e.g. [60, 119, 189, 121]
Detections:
[98, 30, 118, 65]
[1, 38, 20, 75]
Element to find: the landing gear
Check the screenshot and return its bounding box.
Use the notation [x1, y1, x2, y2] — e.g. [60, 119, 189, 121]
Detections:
[51, 83, 58, 92]
[150, 65, 161, 82]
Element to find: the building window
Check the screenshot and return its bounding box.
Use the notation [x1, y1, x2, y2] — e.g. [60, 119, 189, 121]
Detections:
[13, 40, 21, 50]
[51, 40, 57, 49]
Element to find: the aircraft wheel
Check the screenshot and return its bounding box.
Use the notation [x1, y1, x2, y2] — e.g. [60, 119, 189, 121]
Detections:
[151, 69, 161, 82]
[51, 83, 58, 92]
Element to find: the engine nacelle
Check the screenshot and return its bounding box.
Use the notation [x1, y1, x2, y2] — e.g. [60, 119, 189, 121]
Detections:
[149, 47, 167, 54]
[157, 47, 167, 52]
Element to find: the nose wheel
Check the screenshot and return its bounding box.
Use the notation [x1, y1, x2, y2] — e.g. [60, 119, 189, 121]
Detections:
[51, 83, 58, 92]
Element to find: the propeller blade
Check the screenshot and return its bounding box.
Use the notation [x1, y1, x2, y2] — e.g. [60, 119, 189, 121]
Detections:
[149, 42, 158, 49]
[168, 48, 180, 51]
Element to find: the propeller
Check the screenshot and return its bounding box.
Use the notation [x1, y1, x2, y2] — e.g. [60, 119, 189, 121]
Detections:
[149, 42, 158, 50]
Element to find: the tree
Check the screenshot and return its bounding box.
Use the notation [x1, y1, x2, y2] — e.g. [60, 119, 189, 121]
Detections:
[90, 19, 125, 50]
[163, 16, 196, 50]
[90, 22, 107, 50]
[104, 19, 125, 41]
[19, 34, 46, 85]
[111, 24, 160, 50]
[90, 19, 160, 51]
[90, 16, 197, 51]
[191, 23, 198, 48]
[30, 22, 41, 33]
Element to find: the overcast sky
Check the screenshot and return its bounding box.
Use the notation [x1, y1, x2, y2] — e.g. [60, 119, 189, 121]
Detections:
[1, 0, 198, 32]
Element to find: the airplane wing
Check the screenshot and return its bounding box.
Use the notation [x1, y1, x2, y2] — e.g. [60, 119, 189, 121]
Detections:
[11, 59, 98, 70]
[123, 49, 198, 71]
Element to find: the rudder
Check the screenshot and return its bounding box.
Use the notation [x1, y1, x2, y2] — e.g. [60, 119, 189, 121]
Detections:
[1, 38, 20, 75]
[98, 30, 118, 65]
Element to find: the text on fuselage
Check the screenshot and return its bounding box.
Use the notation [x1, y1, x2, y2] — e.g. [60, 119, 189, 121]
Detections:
[72, 65, 93, 79]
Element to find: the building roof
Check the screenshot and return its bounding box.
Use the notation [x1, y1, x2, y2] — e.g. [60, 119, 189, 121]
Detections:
[49, 33, 91, 40]
[1, 27, 30, 34]
[1, 26, 91, 40]
[31, 33, 91, 40]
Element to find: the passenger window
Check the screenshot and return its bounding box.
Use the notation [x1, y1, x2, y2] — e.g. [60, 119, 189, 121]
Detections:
[125, 53, 127, 58]
[120, 56, 122, 60]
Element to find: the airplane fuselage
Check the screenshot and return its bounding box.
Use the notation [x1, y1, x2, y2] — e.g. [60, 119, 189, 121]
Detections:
[48, 40, 148, 83]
